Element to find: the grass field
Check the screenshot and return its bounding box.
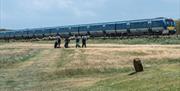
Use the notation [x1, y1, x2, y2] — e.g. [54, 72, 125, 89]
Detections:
[0, 40, 180, 91]
[1, 35, 180, 45]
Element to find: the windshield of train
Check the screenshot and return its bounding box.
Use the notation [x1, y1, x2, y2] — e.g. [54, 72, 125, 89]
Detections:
[166, 19, 175, 27]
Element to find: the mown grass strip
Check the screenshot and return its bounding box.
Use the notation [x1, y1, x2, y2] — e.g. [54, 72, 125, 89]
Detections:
[144, 58, 180, 66]
[56, 49, 75, 67]
[38, 67, 132, 81]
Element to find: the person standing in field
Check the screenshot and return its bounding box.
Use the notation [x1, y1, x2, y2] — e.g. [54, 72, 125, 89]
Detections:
[54, 34, 61, 48]
[64, 37, 70, 48]
[57, 34, 61, 48]
[82, 35, 87, 48]
[75, 35, 81, 48]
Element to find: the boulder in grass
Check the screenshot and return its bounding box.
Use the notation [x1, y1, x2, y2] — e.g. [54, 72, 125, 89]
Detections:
[133, 58, 143, 72]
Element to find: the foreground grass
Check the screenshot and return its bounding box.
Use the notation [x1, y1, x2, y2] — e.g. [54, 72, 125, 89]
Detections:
[0, 48, 40, 68]
[0, 43, 180, 91]
[81, 64, 180, 91]
[36, 48, 180, 91]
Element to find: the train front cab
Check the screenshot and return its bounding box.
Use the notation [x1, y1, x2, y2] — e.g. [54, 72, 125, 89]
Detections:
[165, 19, 176, 35]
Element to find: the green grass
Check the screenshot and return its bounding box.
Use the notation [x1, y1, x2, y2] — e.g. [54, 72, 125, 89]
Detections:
[76, 62, 180, 91]
[1, 35, 180, 45]
[113, 51, 148, 56]
[37, 48, 180, 91]
[87, 36, 180, 44]
[56, 49, 75, 67]
[48, 67, 132, 78]
[0, 49, 40, 68]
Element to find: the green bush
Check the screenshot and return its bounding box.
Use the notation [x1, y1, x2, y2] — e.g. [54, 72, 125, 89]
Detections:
[175, 19, 180, 34]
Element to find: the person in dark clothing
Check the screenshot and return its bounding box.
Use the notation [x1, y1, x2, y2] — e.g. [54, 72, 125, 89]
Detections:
[57, 35, 61, 48]
[82, 36, 87, 48]
[54, 41, 58, 48]
[75, 35, 81, 48]
[54, 34, 61, 48]
[64, 37, 70, 48]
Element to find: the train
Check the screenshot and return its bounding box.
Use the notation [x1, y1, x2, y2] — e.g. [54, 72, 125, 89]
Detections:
[0, 17, 177, 39]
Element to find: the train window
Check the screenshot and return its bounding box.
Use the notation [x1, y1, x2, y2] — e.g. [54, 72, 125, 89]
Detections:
[35, 30, 44, 35]
[0, 33, 2, 37]
[59, 28, 69, 32]
[15, 31, 21, 35]
[116, 23, 126, 29]
[9, 32, 14, 36]
[52, 28, 60, 33]
[28, 30, 34, 35]
[5, 32, 9, 37]
[103, 25, 106, 27]
[142, 22, 148, 28]
[71, 27, 79, 32]
[79, 26, 88, 31]
[0, 33, 2, 38]
[90, 25, 103, 31]
[130, 22, 148, 28]
[152, 20, 164, 27]
[105, 24, 115, 30]
[166, 19, 175, 27]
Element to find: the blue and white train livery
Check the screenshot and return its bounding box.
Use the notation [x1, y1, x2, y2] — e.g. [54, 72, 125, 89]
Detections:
[0, 17, 176, 39]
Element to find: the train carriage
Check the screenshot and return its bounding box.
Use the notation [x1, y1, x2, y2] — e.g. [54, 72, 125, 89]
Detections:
[0, 32, 5, 39]
[47, 28, 58, 37]
[41, 29, 49, 37]
[104, 23, 116, 35]
[58, 27, 70, 38]
[151, 19, 166, 34]
[79, 26, 89, 36]
[27, 30, 35, 38]
[8, 31, 14, 39]
[22, 30, 29, 38]
[14, 31, 23, 39]
[69, 26, 79, 36]
[34, 29, 44, 38]
[130, 21, 149, 35]
[0, 32, 4, 39]
[4, 32, 9, 39]
[0, 17, 177, 39]
[116, 22, 128, 34]
[89, 24, 104, 37]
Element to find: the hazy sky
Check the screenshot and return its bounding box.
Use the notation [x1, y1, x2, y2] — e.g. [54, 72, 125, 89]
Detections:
[0, 0, 180, 29]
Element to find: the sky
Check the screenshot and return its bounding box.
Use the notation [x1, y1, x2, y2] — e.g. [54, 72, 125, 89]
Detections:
[0, 0, 180, 29]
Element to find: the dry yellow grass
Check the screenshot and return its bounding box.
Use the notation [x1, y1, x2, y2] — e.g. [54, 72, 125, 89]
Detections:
[63, 45, 180, 69]
[1, 42, 180, 69]
[0, 42, 180, 91]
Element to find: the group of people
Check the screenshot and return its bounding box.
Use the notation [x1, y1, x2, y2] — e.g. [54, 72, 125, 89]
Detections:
[54, 35, 87, 48]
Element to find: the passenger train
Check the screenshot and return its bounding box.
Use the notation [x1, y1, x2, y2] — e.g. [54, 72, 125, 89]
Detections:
[0, 17, 176, 39]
